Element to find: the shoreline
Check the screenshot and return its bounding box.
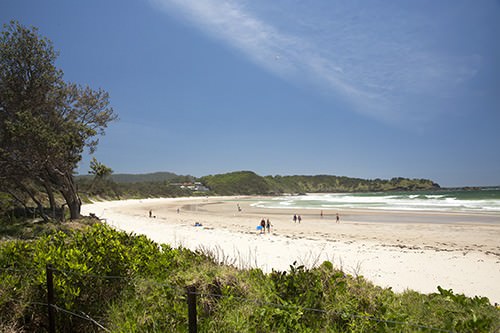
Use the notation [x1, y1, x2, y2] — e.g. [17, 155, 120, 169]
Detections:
[82, 196, 500, 304]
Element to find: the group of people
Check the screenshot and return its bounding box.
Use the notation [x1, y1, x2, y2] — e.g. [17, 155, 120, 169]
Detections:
[259, 218, 271, 234]
[294, 212, 340, 223]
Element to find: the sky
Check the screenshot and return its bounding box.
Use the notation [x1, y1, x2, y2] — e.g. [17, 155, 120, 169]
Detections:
[2, 0, 500, 187]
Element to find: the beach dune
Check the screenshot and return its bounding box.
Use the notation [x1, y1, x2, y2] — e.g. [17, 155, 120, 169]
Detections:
[82, 196, 500, 304]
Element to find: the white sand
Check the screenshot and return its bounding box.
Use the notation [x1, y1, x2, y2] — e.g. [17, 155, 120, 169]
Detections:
[82, 196, 500, 304]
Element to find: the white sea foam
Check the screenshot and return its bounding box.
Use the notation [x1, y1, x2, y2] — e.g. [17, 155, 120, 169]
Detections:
[252, 192, 500, 213]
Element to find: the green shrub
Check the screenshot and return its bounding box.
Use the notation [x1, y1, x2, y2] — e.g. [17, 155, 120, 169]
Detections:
[1, 223, 499, 332]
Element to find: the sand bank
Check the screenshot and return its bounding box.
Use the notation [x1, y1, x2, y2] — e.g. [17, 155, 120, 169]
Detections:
[82, 196, 500, 304]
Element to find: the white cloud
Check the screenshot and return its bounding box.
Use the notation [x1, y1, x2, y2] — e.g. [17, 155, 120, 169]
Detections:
[151, 0, 482, 125]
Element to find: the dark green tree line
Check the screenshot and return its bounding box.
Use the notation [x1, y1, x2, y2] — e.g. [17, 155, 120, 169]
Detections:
[200, 171, 440, 195]
[0, 21, 117, 220]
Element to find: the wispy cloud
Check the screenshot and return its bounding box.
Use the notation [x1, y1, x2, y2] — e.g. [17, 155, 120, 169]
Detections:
[151, 0, 482, 125]
[151, 0, 302, 77]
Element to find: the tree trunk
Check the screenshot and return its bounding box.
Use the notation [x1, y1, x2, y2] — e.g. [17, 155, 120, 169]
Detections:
[44, 182, 57, 220]
[60, 187, 80, 220]
[59, 172, 81, 220]
[60, 203, 66, 222]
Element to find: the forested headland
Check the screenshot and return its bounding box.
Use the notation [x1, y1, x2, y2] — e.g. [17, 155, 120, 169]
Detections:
[199, 171, 440, 195]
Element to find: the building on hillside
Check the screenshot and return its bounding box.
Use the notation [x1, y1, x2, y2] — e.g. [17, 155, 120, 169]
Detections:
[172, 182, 209, 192]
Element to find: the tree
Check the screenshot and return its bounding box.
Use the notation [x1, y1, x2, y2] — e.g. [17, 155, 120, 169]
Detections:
[87, 157, 115, 196]
[0, 21, 117, 220]
[89, 157, 113, 180]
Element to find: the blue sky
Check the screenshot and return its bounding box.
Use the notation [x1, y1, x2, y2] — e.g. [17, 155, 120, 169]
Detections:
[2, 0, 500, 187]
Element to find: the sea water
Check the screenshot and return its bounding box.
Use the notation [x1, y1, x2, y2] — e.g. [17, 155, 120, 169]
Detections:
[251, 188, 500, 214]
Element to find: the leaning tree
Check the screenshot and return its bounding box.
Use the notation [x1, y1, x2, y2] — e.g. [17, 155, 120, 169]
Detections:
[0, 21, 117, 219]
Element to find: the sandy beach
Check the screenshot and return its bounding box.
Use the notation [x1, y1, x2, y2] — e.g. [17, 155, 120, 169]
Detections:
[81, 196, 500, 304]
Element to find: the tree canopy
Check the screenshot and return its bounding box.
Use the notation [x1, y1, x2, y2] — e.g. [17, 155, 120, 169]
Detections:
[0, 21, 117, 220]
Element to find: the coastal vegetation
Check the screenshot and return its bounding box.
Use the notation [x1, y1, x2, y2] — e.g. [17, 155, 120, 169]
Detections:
[1, 221, 499, 332]
[74, 171, 442, 201]
[200, 171, 440, 196]
[0, 21, 116, 221]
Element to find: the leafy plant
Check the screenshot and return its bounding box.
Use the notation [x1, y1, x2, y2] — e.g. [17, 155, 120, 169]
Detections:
[1, 223, 499, 332]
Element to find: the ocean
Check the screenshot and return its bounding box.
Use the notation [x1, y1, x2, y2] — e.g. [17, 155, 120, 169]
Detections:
[251, 188, 500, 214]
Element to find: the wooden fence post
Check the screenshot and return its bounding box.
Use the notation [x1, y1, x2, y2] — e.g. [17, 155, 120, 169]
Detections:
[46, 264, 56, 333]
[186, 285, 197, 333]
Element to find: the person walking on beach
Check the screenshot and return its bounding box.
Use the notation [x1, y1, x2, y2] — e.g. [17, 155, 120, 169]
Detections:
[260, 218, 266, 234]
[293, 214, 297, 223]
[298, 215, 302, 223]
[336, 213, 340, 223]
[266, 218, 271, 233]
[149, 210, 152, 218]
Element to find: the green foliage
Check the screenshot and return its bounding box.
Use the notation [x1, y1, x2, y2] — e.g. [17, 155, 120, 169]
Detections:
[0, 21, 117, 220]
[0, 193, 13, 214]
[199, 171, 439, 195]
[77, 177, 194, 200]
[1, 224, 498, 332]
[89, 157, 113, 179]
[266, 174, 440, 194]
[200, 171, 272, 195]
[76, 171, 194, 184]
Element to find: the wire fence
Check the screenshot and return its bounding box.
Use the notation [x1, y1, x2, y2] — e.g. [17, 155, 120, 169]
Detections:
[0, 265, 457, 333]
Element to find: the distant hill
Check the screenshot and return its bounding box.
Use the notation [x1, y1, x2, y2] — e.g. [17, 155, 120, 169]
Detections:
[199, 171, 271, 195]
[199, 171, 440, 195]
[76, 172, 194, 184]
[77, 170, 440, 197]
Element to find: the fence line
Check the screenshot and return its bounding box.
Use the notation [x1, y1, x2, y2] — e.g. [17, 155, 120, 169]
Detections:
[2, 265, 456, 333]
[53, 267, 130, 280]
[50, 304, 110, 332]
[0, 297, 110, 332]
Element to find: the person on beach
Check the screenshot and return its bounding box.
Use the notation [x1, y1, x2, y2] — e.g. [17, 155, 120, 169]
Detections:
[320, 210, 323, 218]
[336, 213, 340, 223]
[293, 214, 297, 223]
[149, 210, 152, 218]
[266, 218, 271, 233]
[260, 219, 266, 234]
[298, 215, 302, 223]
